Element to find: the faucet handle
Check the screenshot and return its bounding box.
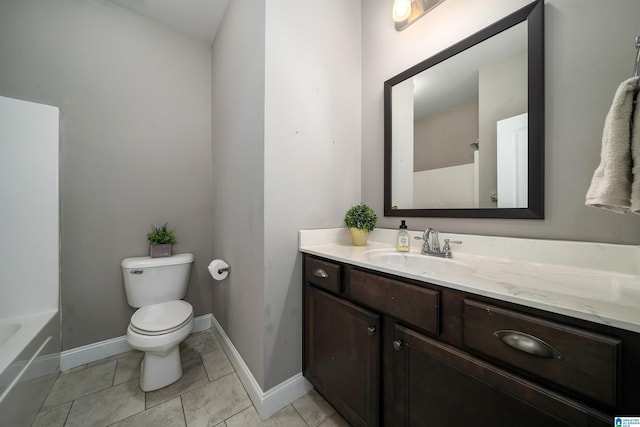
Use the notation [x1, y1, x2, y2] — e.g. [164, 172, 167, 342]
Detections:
[443, 239, 462, 248]
[442, 239, 462, 257]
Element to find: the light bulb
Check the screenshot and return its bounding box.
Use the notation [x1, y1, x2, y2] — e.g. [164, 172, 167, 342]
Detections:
[393, 0, 412, 22]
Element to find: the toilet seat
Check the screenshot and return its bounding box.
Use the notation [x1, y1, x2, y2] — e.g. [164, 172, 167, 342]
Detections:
[130, 300, 193, 336]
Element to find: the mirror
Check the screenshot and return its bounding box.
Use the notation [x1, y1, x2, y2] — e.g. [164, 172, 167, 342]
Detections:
[384, 0, 544, 219]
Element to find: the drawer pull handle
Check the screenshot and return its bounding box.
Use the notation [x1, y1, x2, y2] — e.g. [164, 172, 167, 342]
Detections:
[312, 268, 329, 278]
[367, 326, 376, 336]
[393, 340, 403, 351]
[494, 330, 563, 360]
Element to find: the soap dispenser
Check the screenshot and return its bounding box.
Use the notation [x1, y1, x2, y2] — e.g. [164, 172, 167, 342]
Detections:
[397, 220, 410, 252]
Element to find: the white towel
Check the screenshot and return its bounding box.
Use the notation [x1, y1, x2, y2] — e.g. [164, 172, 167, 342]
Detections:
[586, 77, 639, 213]
[631, 83, 640, 214]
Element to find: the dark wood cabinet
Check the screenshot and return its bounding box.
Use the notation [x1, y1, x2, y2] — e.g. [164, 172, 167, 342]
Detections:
[392, 324, 609, 427]
[304, 283, 380, 427]
[302, 254, 639, 426]
[347, 269, 440, 336]
[462, 299, 621, 407]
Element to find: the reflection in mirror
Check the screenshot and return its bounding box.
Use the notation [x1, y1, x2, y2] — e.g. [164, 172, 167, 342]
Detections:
[395, 22, 526, 210]
[384, 0, 544, 219]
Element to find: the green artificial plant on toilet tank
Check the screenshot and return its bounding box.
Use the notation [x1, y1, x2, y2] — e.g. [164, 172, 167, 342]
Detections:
[344, 204, 377, 246]
[147, 223, 176, 258]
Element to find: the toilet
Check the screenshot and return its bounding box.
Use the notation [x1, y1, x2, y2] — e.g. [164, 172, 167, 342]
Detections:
[121, 253, 195, 391]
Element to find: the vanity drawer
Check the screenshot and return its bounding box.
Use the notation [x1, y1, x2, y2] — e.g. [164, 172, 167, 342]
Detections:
[305, 256, 342, 294]
[348, 269, 439, 335]
[462, 299, 621, 407]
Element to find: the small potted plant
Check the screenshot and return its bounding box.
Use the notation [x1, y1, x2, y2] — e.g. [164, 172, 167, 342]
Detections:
[344, 204, 377, 246]
[147, 223, 176, 258]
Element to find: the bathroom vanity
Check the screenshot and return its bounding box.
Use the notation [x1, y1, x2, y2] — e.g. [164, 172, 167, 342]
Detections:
[300, 229, 640, 427]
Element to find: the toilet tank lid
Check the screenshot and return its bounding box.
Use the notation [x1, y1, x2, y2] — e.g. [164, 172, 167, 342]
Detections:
[121, 253, 194, 269]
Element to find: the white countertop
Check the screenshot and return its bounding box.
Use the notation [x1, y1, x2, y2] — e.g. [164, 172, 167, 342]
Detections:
[299, 228, 640, 334]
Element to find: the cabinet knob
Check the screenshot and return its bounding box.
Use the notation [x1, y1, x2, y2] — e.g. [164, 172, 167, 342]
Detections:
[312, 268, 329, 278]
[393, 340, 403, 351]
[367, 326, 376, 336]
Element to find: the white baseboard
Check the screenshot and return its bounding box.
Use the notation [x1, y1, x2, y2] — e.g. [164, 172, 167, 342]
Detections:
[209, 314, 313, 420]
[192, 313, 214, 333]
[60, 335, 131, 371]
[59, 312, 312, 420]
[60, 313, 214, 371]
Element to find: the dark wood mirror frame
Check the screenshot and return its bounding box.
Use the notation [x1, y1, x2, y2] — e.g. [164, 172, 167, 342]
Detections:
[384, 0, 544, 219]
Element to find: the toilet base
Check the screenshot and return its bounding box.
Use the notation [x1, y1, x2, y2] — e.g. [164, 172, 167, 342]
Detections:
[139, 346, 183, 392]
[126, 310, 194, 392]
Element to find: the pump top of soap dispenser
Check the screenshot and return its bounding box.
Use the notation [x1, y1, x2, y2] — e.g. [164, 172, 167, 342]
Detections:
[399, 220, 407, 229]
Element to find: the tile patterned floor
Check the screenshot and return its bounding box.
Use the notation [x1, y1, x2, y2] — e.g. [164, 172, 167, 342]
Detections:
[33, 329, 349, 427]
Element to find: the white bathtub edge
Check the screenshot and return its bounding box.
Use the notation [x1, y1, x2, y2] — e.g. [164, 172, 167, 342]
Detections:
[0, 310, 58, 376]
[0, 337, 52, 403]
[0, 311, 59, 427]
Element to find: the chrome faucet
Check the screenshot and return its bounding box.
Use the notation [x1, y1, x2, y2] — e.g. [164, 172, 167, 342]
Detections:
[422, 228, 440, 253]
[417, 227, 462, 258]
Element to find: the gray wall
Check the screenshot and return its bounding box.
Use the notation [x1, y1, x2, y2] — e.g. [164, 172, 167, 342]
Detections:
[211, 0, 361, 391]
[0, 0, 214, 350]
[414, 99, 478, 171]
[362, 0, 640, 244]
[211, 0, 267, 388]
[263, 0, 362, 390]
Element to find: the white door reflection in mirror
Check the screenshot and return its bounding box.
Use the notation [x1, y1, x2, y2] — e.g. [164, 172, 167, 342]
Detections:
[497, 113, 528, 208]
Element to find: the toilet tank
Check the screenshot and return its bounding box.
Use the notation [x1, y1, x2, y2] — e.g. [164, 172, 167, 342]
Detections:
[121, 253, 194, 308]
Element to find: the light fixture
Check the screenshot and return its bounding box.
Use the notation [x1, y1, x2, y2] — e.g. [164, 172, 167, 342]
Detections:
[392, 0, 412, 22]
[393, 0, 447, 31]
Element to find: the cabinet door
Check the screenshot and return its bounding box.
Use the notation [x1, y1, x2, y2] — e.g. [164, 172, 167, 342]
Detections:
[392, 324, 610, 427]
[304, 285, 380, 427]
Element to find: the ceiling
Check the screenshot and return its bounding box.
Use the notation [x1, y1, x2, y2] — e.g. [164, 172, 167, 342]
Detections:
[107, 0, 229, 46]
[412, 21, 527, 119]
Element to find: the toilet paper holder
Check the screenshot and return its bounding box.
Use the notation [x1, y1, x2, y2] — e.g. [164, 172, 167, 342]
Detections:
[208, 259, 231, 281]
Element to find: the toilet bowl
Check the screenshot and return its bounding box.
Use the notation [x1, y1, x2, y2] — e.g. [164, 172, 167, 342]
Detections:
[121, 253, 195, 391]
[126, 300, 194, 391]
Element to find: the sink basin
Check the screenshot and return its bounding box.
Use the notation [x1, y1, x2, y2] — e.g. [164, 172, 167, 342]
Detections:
[365, 250, 475, 276]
